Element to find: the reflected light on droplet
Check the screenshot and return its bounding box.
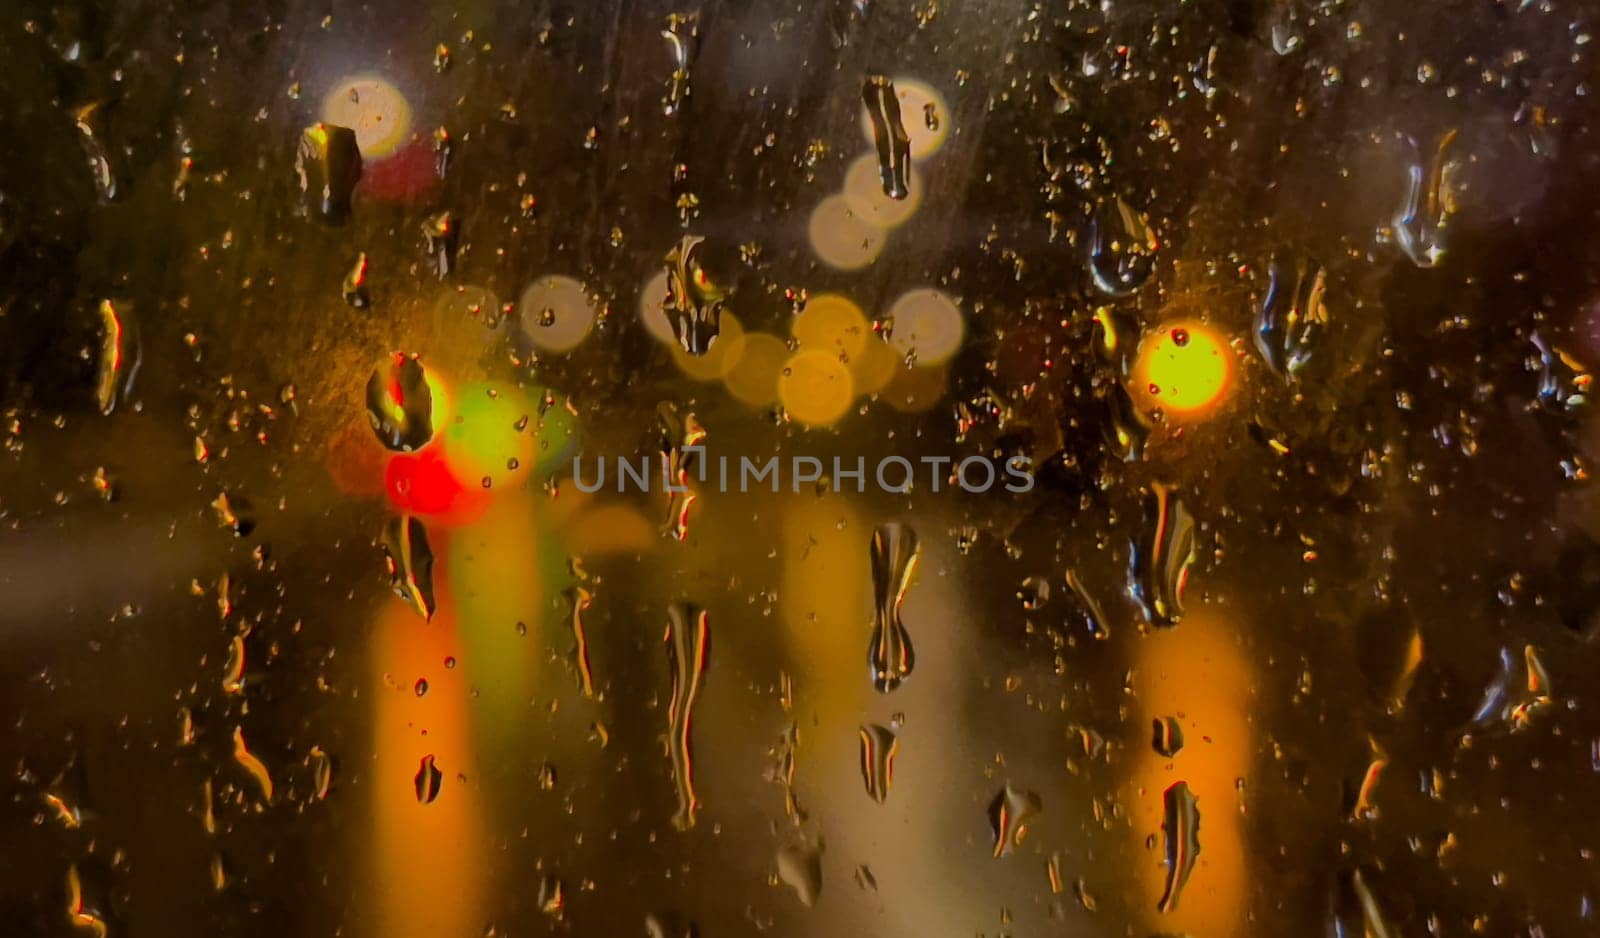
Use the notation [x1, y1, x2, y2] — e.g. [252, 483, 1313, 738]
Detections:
[779, 349, 855, 427]
[673, 312, 745, 381]
[858, 78, 950, 159]
[843, 154, 923, 228]
[1133, 322, 1232, 415]
[638, 270, 675, 344]
[887, 288, 965, 366]
[808, 194, 886, 271]
[321, 75, 412, 158]
[722, 332, 789, 408]
[518, 275, 598, 352]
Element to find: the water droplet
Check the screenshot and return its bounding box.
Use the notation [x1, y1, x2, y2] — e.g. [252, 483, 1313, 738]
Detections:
[858, 722, 898, 803]
[422, 211, 458, 280]
[1471, 644, 1553, 732]
[1393, 129, 1459, 268]
[222, 629, 247, 695]
[989, 783, 1041, 858]
[383, 515, 437, 621]
[65, 863, 109, 937]
[1102, 383, 1149, 463]
[211, 492, 256, 537]
[307, 746, 333, 800]
[658, 403, 707, 540]
[414, 754, 443, 804]
[342, 252, 370, 308]
[664, 603, 710, 830]
[74, 103, 119, 202]
[365, 353, 435, 452]
[1255, 258, 1328, 381]
[232, 726, 274, 803]
[869, 522, 920, 692]
[1018, 576, 1050, 611]
[776, 841, 824, 907]
[1086, 197, 1159, 296]
[433, 42, 451, 73]
[537, 874, 565, 919]
[1157, 780, 1200, 913]
[1152, 716, 1184, 757]
[95, 299, 140, 416]
[1128, 483, 1196, 628]
[661, 13, 700, 115]
[413, 677, 428, 696]
[644, 911, 698, 938]
[862, 73, 911, 200]
[663, 235, 729, 355]
[295, 123, 362, 224]
[564, 585, 595, 697]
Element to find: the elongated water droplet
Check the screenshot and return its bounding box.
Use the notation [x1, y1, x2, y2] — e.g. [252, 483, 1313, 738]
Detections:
[307, 746, 333, 801]
[1471, 644, 1552, 732]
[1157, 780, 1200, 913]
[365, 353, 434, 452]
[95, 299, 140, 416]
[342, 252, 370, 308]
[414, 754, 442, 804]
[66, 863, 109, 938]
[232, 726, 274, 803]
[658, 403, 707, 540]
[989, 783, 1041, 858]
[564, 585, 595, 697]
[1532, 331, 1592, 413]
[858, 722, 898, 803]
[1152, 717, 1184, 757]
[1328, 867, 1398, 938]
[862, 73, 911, 200]
[664, 603, 710, 830]
[644, 911, 698, 938]
[74, 103, 118, 202]
[776, 841, 824, 907]
[1129, 483, 1196, 628]
[1255, 257, 1328, 381]
[211, 492, 255, 536]
[662, 235, 728, 355]
[421, 211, 457, 280]
[1086, 197, 1159, 296]
[1393, 129, 1459, 268]
[661, 13, 700, 115]
[295, 123, 362, 224]
[538, 874, 566, 920]
[222, 628, 248, 695]
[383, 515, 436, 621]
[869, 522, 920, 692]
[1064, 568, 1111, 640]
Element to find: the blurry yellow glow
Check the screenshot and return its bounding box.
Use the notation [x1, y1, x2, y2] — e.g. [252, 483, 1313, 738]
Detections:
[859, 77, 950, 159]
[887, 288, 964, 366]
[422, 367, 451, 433]
[1133, 322, 1231, 414]
[519, 275, 597, 352]
[321, 75, 411, 157]
[778, 349, 855, 427]
[1127, 610, 1250, 936]
[883, 362, 948, 413]
[849, 334, 899, 395]
[843, 154, 922, 228]
[672, 312, 745, 381]
[808, 194, 886, 270]
[721, 332, 789, 407]
[638, 270, 675, 344]
[792, 293, 870, 360]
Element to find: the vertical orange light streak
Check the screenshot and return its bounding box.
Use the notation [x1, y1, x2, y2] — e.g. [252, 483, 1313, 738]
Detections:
[1126, 609, 1252, 935]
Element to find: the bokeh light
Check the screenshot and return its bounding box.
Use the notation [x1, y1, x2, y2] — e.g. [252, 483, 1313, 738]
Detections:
[321, 75, 412, 158]
[672, 312, 745, 381]
[843, 154, 923, 228]
[792, 293, 871, 360]
[721, 332, 789, 408]
[886, 288, 965, 366]
[1133, 321, 1232, 415]
[808, 194, 887, 270]
[778, 349, 855, 427]
[518, 275, 598, 352]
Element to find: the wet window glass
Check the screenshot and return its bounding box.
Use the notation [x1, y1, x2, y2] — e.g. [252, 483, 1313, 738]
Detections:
[2, 0, 1598, 935]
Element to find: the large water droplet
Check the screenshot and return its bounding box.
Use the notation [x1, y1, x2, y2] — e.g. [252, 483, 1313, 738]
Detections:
[1128, 483, 1196, 628]
[1255, 257, 1328, 381]
[232, 726, 274, 803]
[1152, 717, 1184, 757]
[95, 299, 140, 416]
[658, 403, 707, 540]
[421, 211, 458, 280]
[858, 722, 898, 803]
[1157, 780, 1201, 913]
[365, 353, 435, 452]
[414, 754, 443, 804]
[868, 522, 920, 692]
[1086, 197, 1158, 296]
[295, 123, 362, 224]
[74, 103, 119, 202]
[383, 515, 437, 621]
[989, 783, 1041, 858]
[862, 73, 911, 200]
[664, 603, 710, 830]
[776, 841, 824, 907]
[1393, 129, 1459, 268]
[662, 235, 728, 355]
